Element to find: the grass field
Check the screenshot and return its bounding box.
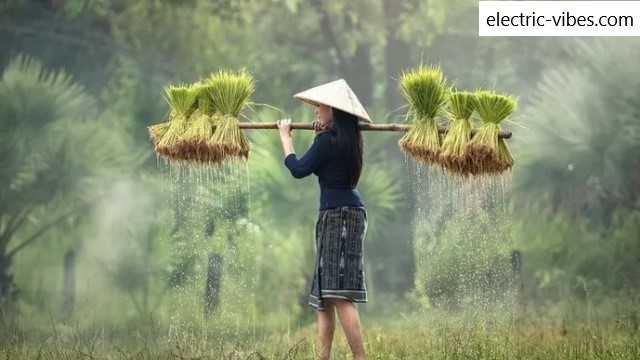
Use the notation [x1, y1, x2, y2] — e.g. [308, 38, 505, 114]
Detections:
[1, 317, 638, 359]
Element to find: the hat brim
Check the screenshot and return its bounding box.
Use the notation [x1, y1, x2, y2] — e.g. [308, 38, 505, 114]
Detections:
[294, 95, 372, 124]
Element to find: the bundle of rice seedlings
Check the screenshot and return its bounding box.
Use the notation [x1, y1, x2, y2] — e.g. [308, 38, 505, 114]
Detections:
[467, 91, 517, 175]
[208, 69, 255, 162]
[398, 65, 450, 164]
[155, 84, 198, 159]
[148, 119, 171, 147]
[210, 114, 251, 160]
[497, 138, 514, 171]
[439, 91, 475, 176]
[178, 84, 220, 163]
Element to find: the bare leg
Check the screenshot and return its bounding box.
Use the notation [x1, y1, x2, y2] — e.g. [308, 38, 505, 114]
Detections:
[333, 299, 366, 360]
[317, 300, 336, 360]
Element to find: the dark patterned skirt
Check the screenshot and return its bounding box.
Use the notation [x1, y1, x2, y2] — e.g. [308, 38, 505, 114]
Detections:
[309, 206, 368, 311]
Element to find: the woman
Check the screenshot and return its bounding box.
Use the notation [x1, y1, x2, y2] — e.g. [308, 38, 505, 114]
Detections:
[276, 79, 371, 360]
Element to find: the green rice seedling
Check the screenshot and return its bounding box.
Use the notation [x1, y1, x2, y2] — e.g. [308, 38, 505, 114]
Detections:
[156, 84, 198, 159]
[210, 114, 251, 161]
[397, 65, 450, 165]
[178, 84, 221, 163]
[148, 119, 171, 147]
[497, 139, 514, 171]
[207, 69, 254, 117]
[439, 91, 475, 176]
[208, 69, 255, 162]
[467, 91, 517, 175]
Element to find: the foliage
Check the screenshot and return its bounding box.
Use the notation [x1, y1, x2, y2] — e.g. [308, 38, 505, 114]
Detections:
[513, 38, 640, 219]
[397, 0, 478, 47]
[516, 205, 640, 302]
[0, 54, 143, 300]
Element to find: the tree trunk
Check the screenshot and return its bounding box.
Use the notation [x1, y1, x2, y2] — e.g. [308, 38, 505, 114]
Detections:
[61, 250, 76, 319]
[203, 253, 223, 316]
[341, 13, 374, 108]
[0, 255, 13, 299]
[0, 252, 17, 301]
[384, 0, 411, 112]
[309, 0, 374, 107]
[510, 250, 526, 312]
[348, 44, 374, 108]
[0, 251, 18, 324]
[310, 0, 350, 77]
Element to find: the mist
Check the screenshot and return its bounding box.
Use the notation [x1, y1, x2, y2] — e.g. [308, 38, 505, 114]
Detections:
[1, 0, 638, 358]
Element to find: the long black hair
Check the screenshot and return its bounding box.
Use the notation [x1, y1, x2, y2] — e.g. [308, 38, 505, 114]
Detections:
[330, 108, 363, 187]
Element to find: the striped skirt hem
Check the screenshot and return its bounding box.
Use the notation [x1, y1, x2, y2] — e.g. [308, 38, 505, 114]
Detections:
[309, 290, 368, 310]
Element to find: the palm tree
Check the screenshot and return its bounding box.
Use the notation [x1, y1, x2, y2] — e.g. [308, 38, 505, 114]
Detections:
[0, 55, 143, 305]
[513, 38, 640, 221]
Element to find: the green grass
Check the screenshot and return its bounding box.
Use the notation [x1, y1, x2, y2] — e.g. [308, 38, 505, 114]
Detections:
[1, 320, 638, 359]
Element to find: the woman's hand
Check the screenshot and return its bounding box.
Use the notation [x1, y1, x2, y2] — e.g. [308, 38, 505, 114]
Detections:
[277, 118, 295, 157]
[276, 118, 292, 138]
[312, 120, 330, 134]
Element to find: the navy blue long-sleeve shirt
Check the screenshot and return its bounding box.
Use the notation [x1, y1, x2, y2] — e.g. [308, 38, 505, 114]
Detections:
[284, 132, 365, 210]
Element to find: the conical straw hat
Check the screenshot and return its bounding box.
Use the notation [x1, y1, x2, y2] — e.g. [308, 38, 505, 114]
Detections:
[294, 79, 372, 123]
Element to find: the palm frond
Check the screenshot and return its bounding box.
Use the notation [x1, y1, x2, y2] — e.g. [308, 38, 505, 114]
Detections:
[514, 38, 640, 214]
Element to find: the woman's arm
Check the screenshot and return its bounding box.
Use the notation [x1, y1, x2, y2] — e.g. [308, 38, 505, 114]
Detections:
[278, 119, 295, 157]
[277, 119, 329, 179]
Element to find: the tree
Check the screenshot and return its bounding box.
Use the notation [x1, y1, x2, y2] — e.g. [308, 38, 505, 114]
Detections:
[0, 55, 143, 305]
[514, 38, 640, 221]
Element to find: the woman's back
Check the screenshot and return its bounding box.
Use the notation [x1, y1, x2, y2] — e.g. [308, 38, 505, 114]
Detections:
[285, 131, 365, 210]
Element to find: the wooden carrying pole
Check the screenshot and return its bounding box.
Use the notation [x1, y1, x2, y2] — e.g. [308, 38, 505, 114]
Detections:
[238, 122, 512, 139]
